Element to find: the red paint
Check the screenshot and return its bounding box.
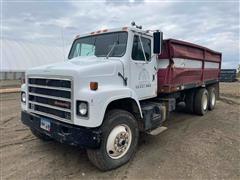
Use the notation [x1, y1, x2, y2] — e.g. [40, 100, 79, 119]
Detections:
[157, 39, 222, 93]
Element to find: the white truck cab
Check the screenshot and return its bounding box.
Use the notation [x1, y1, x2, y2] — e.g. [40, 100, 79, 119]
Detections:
[21, 26, 163, 124]
[21, 25, 165, 170]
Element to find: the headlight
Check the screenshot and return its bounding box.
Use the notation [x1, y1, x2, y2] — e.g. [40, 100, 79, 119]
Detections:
[21, 92, 26, 103]
[77, 101, 88, 117]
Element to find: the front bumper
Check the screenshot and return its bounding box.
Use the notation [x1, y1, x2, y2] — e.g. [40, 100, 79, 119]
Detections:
[21, 111, 101, 148]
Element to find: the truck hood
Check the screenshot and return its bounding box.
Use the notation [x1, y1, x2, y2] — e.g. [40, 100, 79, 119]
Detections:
[26, 56, 122, 78]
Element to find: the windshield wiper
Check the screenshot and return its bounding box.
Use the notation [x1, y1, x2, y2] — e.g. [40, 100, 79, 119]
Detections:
[106, 42, 117, 59]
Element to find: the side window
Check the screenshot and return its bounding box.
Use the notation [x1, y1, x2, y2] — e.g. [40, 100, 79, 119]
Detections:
[132, 35, 151, 61]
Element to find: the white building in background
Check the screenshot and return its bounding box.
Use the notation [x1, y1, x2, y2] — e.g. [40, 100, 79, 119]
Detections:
[1, 39, 66, 80]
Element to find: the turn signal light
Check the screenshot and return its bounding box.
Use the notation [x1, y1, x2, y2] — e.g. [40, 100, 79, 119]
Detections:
[90, 82, 98, 91]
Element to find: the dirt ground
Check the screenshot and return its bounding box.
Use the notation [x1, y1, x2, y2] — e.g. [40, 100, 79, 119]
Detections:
[0, 82, 239, 180]
[0, 80, 21, 89]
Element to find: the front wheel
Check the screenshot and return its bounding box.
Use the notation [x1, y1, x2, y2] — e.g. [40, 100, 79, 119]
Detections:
[87, 109, 139, 171]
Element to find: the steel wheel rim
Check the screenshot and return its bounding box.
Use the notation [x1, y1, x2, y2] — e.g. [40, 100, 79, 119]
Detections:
[106, 124, 132, 159]
[203, 93, 208, 110]
[211, 93, 216, 107]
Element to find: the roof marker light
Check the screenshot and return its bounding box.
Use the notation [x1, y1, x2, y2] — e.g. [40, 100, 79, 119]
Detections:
[102, 29, 108, 32]
[122, 27, 128, 31]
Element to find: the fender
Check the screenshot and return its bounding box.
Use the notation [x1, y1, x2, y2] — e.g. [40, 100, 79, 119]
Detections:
[103, 89, 142, 116]
[100, 86, 143, 126]
[75, 85, 143, 128]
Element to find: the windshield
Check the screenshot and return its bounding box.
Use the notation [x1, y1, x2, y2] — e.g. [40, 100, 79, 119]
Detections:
[68, 32, 128, 59]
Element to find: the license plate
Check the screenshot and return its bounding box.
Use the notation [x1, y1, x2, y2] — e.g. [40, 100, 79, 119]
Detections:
[40, 118, 51, 132]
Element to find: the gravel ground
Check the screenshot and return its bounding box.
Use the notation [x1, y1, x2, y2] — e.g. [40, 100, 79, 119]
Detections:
[0, 82, 239, 180]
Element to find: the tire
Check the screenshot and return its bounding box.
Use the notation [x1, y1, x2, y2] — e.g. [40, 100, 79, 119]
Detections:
[87, 109, 139, 171]
[185, 90, 195, 113]
[30, 128, 52, 141]
[207, 87, 216, 111]
[194, 88, 209, 116]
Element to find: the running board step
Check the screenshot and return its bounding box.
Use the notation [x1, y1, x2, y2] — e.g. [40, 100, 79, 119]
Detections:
[147, 126, 168, 136]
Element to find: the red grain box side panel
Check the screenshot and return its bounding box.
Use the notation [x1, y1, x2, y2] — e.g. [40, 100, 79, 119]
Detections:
[157, 39, 222, 94]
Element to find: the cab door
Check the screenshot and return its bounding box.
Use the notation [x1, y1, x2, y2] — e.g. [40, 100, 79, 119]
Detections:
[129, 34, 158, 100]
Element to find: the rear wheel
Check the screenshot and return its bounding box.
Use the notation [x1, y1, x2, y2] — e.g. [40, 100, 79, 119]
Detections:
[87, 109, 139, 171]
[30, 128, 52, 141]
[208, 87, 216, 110]
[194, 88, 209, 116]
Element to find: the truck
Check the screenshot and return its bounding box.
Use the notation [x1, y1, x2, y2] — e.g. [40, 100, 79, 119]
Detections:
[21, 23, 222, 171]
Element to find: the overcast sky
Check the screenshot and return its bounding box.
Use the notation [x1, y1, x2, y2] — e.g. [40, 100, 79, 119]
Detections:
[2, 0, 239, 68]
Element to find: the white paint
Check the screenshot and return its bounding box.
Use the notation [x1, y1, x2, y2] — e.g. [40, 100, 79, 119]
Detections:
[129, 32, 157, 100]
[157, 59, 169, 69]
[205, 62, 219, 69]
[173, 58, 202, 68]
[21, 27, 155, 128]
[158, 58, 219, 69]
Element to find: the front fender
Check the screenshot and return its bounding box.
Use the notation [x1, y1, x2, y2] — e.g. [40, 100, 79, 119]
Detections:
[102, 87, 143, 118]
[75, 85, 142, 128]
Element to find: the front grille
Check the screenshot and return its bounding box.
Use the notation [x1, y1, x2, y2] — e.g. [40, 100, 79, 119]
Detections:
[28, 78, 71, 88]
[29, 86, 71, 99]
[28, 77, 73, 122]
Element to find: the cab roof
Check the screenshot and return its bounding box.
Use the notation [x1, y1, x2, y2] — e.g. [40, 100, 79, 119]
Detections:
[74, 26, 153, 39]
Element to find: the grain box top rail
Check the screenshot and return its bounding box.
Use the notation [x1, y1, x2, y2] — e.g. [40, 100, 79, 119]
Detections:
[159, 39, 222, 62]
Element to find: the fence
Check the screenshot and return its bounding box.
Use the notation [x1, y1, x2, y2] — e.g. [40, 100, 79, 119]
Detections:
[0, 72, 25, 80]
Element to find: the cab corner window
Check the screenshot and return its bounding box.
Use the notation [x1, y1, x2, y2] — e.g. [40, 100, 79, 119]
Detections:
[132, 35, 151, 61]
[73, 43, 95, 57]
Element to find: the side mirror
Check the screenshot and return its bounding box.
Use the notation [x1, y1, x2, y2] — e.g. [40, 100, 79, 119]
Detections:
[153, 31, 163, 54]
